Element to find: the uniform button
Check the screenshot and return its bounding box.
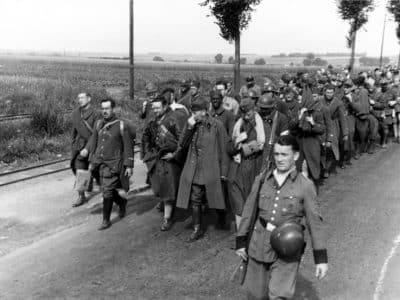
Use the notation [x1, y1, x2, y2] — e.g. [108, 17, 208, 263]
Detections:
[274, 204, 278, 207]
[272, 210, 276, 214]
[277, 191, 280, 194]
[254, 226, 257, 230]
[275, 197, 279, 201]
[271, 217, 275, 221]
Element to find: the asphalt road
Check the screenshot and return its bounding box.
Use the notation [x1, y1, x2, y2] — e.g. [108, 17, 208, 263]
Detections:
[1, 145, 400, 299]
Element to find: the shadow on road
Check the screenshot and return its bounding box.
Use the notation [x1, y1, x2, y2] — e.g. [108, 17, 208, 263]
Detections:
[294, 273, 321, 300]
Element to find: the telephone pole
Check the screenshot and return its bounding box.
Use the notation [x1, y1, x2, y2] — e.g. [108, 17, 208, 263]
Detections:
[379, 12, 387, 69]
[129, 0, 134, 100]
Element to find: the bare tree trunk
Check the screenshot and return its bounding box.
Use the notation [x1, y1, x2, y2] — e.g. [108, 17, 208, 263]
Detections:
[234, 34, 241, 93]
[349, 31, 357, 75]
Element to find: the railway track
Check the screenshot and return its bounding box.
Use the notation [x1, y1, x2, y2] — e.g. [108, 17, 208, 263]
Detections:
[0, 144, 142, 187]
[0, 110, 72, 123]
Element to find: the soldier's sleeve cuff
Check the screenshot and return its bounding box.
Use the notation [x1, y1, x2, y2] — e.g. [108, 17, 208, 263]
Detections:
[313, 249, 328, 264]
[236, 235, 248, 250]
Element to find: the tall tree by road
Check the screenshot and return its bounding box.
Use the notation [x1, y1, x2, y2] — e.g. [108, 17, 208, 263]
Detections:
[388, 0, 400, 68]
[337, 0, 374, 74]
[200, 0, 261, 92]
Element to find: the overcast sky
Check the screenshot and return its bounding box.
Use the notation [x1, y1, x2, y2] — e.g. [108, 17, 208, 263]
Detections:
[0, 0, 399, 56]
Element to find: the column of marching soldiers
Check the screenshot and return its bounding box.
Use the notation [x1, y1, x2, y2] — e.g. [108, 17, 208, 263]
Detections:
[70, 66, 400, 237]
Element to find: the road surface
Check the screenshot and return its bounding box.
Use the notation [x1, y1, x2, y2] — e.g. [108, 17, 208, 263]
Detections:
[1, 146, 400, 299]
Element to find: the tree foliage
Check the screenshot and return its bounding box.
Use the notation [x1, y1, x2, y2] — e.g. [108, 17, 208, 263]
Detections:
[254, 58, 266, 65]
[337, 0, 375, 48]
[200, 0, 262, 42]
[228, 56, 235, 64]
[215, 53, 223, 63]
[388, 0, 400, 41]
[153, 56, 164, 62]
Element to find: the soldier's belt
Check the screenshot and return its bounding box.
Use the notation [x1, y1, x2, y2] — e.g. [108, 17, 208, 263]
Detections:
[259, 217, 277, 232]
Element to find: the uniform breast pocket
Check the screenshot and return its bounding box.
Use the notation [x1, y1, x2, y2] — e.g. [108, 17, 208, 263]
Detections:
[281, 196, 302, 216]
[258, 194, 272, 211]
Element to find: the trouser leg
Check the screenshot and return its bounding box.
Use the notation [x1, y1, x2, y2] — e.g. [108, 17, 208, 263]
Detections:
[188, 184, 205, 241]
[245, 257, 270, 300]
[268, 259, 300, 300]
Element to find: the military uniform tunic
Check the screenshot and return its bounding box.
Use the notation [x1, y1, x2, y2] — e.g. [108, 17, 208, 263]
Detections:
[236, 169, 327, 300]
[89, 116, 134, 197]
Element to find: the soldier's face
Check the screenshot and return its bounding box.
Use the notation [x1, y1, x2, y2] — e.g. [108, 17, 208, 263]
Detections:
[77, 93, 91, 108]
[211, 97, 222, 109]
[325, 89, 335, 100]
[285, 93, 294, 102]
[190, 86, 198, 96]
[101, 101, 114, 119]
[274, 144, 299, 173]
[152, 101, 166, 117]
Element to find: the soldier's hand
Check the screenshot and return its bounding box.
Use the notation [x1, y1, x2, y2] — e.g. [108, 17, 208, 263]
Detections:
[220, 175, 227, 181]
[142, 100, 148, 113]
[315, 263, 328, 280]
[305, 116, 315, 125]
[343, 135, 348, 141]
[161, 153, 174, 161]
[325, 141, 332, 148]
[299, 108, 307, 119]
[88, 164, 94, 172]
[236, 248, 248, 261]
[80, 148, 89, 158]
[125, 167, 133, 178]
[369, 99, 375, 105]
[188, 115, 196, 127]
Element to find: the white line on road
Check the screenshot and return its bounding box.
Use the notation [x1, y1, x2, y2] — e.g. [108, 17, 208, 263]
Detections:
[373, 234, 400, 300]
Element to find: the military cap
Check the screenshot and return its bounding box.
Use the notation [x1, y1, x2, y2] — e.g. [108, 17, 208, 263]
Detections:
[343, 79, 353, 88]
[258, 94, 276, 108]
[239, 97, 255, 113]
[263, 83, 278, 93]
[248, 89, 260, 99]
[246, 75, 255, 82]
[145, 82, 158, 95]
[191, 96, 209, 112]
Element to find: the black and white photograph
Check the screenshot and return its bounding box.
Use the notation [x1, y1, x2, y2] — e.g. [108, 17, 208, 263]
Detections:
[1, 0, 400, 299]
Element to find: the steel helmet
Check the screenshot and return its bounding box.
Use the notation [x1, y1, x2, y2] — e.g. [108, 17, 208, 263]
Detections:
[270, 222, 305, 259]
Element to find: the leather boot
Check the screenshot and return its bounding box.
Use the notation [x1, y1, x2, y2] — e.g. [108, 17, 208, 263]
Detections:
[98, 197, 113, 230]
[188, 205, 203, 242]
[113, 191, 127, 218]
[87, 176, 94, 192]
[367, 141, 375, 154]
[216, 210, 229, 231]
[160, 218, 173, 231]
[72, 191, 86, 207]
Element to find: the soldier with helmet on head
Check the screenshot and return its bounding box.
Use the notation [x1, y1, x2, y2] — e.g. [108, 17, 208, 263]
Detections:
[235, 135, 328, 300]
[240, 75, 262, 100]
[257, 94, 289, 170]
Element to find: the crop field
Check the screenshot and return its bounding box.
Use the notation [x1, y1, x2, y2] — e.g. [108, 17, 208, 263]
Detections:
[0, 54, 350, 171]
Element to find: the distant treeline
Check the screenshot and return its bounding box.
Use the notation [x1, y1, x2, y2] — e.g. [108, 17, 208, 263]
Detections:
[271, 52, 367, 58]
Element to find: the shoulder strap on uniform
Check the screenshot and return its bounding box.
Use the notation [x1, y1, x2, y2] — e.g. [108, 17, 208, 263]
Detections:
[120, 120, 124, 137]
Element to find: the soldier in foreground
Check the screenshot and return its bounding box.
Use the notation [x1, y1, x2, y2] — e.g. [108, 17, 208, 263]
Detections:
[70, 92, 100, 207]
[88, 98, 134, 230]
[236, 135, 328, 300]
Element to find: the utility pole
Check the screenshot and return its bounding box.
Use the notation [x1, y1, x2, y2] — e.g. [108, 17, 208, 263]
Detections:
[379, 12, 387, 69]
[129, 0, 134, 100]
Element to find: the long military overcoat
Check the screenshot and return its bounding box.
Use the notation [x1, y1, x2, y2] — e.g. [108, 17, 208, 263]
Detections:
[175, 116, 229, 210]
